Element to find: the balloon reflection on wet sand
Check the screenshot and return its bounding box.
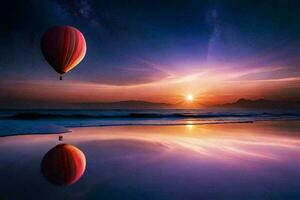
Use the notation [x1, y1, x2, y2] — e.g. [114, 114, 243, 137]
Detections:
[41, 144, 86, 186]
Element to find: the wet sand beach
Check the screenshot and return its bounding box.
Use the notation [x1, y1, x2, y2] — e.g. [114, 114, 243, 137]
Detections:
[1, 121, 300, 199]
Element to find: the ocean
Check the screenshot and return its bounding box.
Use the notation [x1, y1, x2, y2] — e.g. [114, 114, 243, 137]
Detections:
[1, 109, 300, 136]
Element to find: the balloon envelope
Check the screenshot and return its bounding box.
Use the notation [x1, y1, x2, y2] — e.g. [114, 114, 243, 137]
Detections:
[41, 144, 86, 186]
[40, 26, 86, 75]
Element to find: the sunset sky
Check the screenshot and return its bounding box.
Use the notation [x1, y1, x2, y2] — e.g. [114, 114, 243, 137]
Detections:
[1, 0, 300, 108]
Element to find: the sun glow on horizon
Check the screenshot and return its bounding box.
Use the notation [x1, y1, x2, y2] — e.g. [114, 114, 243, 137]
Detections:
[186, 94, 194, 102]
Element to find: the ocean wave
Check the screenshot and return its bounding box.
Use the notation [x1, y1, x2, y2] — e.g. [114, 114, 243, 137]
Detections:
[3, 111, 300, 120]
[0, 121, 69, 137]
[0, 110, 300, 137]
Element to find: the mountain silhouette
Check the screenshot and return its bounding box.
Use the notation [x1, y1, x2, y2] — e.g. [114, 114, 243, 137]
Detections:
[74, 100, 173, 109]
[217, 98, 300, 110]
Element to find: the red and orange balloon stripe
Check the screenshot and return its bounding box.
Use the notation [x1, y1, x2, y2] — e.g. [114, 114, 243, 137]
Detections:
[41, 26, 86, 74]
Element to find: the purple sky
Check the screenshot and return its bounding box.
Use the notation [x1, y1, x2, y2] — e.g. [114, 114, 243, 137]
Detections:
[1, 0, 300, 107]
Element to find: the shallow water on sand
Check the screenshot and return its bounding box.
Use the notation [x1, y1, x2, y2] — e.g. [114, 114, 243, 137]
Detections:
[1, 121, 300, 199]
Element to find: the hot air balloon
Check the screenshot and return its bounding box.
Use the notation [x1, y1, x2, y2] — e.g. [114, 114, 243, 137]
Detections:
[41, 144, 86, 186]
[40, 26, 87, 80]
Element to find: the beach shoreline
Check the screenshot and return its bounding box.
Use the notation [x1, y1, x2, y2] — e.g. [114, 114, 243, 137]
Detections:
[1, 118, 300, 138]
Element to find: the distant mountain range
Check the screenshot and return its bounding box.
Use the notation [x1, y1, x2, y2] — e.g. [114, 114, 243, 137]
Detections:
[1, 99, 299, 110]
[77, 99, 300, 110]
[216, 98, 300, 110]
[74, 100, 173, 109]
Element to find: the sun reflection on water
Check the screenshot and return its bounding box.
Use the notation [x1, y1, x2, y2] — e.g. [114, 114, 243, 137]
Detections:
[186, 121, 194, 131]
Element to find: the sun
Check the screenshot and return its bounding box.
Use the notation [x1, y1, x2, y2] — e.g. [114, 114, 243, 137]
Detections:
[186, 94, 194, 102]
